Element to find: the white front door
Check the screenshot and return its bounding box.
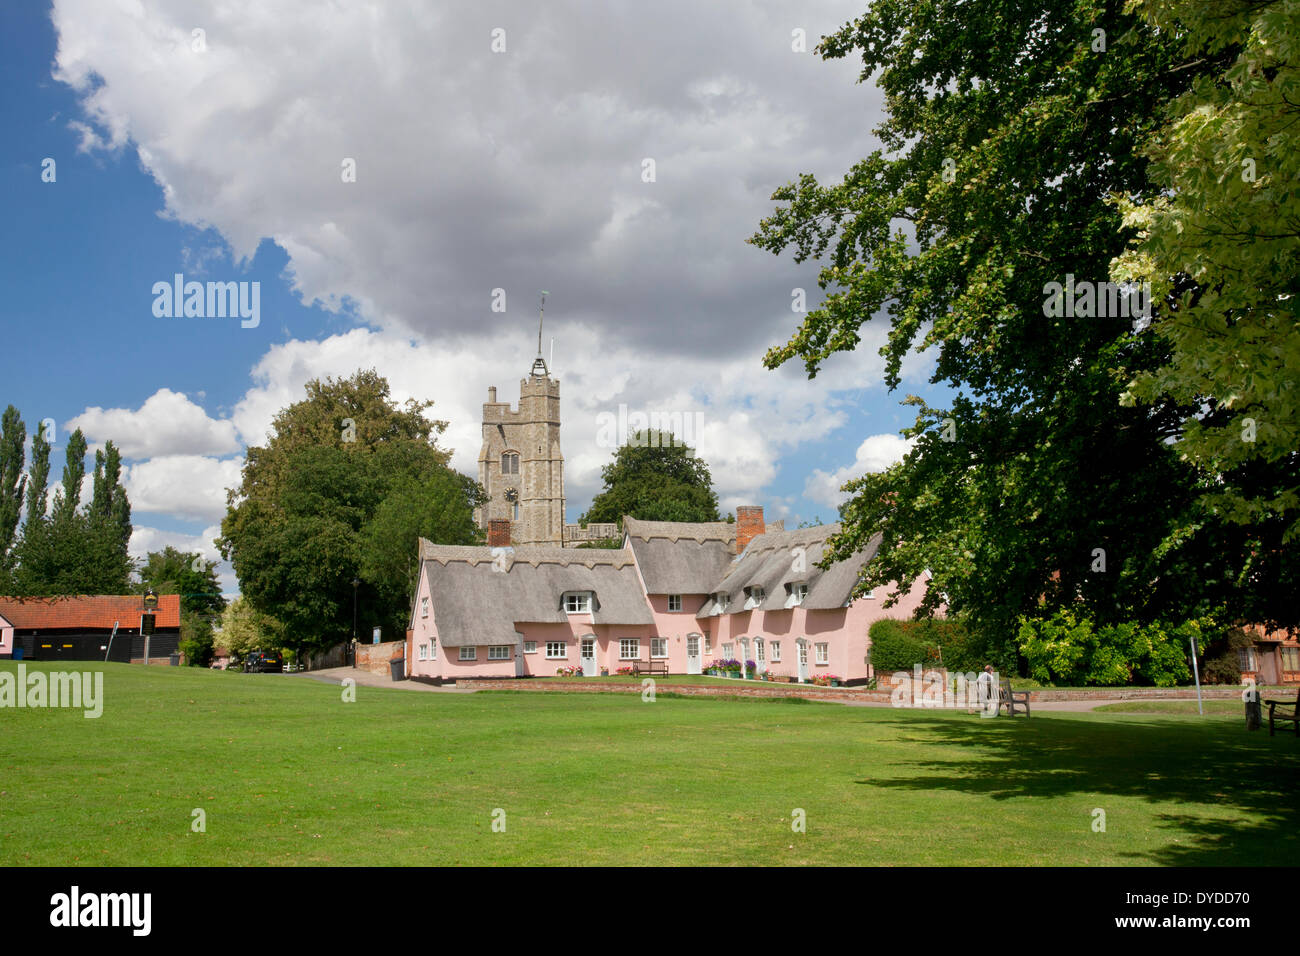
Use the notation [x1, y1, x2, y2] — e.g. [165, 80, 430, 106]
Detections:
[686, 634, 702, 674]
[797, 640, 809, 683]
[580, 636, 597, 677]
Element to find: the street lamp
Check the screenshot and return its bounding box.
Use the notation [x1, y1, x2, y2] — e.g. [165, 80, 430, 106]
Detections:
[351, 577, 360, 668]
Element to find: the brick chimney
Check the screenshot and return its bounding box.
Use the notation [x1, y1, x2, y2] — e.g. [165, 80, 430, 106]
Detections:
[488, 519, 511, 548]
[736, 506, 764, 554]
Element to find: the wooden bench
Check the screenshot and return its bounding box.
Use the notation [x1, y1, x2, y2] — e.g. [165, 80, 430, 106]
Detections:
[999, 678, 1030, 717]
[631, 660, 669, 677]
[1265, 686, 1300, 737]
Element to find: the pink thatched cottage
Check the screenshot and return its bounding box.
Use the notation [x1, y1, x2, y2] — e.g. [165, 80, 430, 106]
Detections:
[406, 505, 931, 685]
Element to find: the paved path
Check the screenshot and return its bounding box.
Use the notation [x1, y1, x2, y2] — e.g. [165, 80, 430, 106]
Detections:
[289, 669, 1137, 711]
[290, 666, 477, 693]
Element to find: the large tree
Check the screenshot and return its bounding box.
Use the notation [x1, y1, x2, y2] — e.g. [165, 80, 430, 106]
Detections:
[0, 406, 26, 582]
[580, 429, 721, 527]
[12, 426, 132, 595]
[219, 369, 483, 654]
[749, 0, 1258, 662]
[1110, 0, 1299, 628]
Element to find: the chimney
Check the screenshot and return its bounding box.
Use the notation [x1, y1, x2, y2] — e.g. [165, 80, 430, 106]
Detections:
[488, 386, 497, 403]
[736, 506, 764, 554]
[488, 519, 511, 548]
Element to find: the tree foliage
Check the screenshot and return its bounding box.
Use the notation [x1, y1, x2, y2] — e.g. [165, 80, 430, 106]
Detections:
[219, 369, 483, 654]
[1111, 0, 1300, 544]
[580, 429, 721, 526]
[749, 0, 1283, 660]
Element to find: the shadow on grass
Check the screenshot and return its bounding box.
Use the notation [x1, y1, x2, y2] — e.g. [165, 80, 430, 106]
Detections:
[854, 711, 1300, 865]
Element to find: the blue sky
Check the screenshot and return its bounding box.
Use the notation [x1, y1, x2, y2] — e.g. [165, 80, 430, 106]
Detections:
[2, 1, 950, 594]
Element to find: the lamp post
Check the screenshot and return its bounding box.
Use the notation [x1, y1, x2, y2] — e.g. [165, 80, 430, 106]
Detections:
[351, 577, 360, 668]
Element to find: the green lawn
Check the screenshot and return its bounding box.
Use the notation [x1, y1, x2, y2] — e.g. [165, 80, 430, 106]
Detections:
[1, 661, 1296, 866]
[1094, 700, 1248, 715]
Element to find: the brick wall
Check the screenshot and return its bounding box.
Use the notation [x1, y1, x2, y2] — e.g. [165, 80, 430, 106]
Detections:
[354, 639, 405, 677]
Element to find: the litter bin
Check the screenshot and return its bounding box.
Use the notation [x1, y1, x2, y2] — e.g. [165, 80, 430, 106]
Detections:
[390, 657, 406, 681]
[12, 646, 23, 661]
[169, 652, 181, 667]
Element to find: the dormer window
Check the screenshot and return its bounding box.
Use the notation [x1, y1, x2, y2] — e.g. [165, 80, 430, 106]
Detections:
[563, 592, 593, 614]
[743, 586, 765, 610]
[784, 582, 808, 609]
[667, 594, 682, 612]
[501, 452, 520, 475]
[710, 592, 728, 615]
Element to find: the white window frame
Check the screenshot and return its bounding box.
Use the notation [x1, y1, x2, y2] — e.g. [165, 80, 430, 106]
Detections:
[459, 646, 476, 661]
[546, 642, 567, 660]
[704, 636, 712, 655]
[722, 643, 734, 659]
[755, 638, 765, 663]
[744, 586, 765, 610]
[488, 645, 511, 661]
[523, 641, 537, 655]
[429, 639, 436, 660]
[770, 640, 781, 663]
[417, 642, 429, 661]
[619, 638, 641, 661]
[667, 594, 682, 612]
[564, 592, 593, 614]
[784, 583, 808, 609]
[712, 593, 728, 615]
[815, 642, 829, 665]
[651, 638, 668, 659]
[421, 596, 429, 618]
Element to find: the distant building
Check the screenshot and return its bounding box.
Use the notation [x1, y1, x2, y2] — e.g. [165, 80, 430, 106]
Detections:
[0, 595, 181, 663]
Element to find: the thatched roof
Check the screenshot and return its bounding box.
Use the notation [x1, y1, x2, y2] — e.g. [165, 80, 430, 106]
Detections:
[622, 516, 737, 596]
[695, 525, 881, 618]
[417, 539, 653, 646]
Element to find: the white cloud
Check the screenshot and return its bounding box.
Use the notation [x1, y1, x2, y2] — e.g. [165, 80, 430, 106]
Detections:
[67, 389, 241, 459]
[122, 455, 243, 523]
[803, 433, 915, 509]
[129, 523, 234, 595]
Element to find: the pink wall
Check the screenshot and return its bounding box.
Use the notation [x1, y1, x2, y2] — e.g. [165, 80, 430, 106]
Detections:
[0, 620, 11, 656]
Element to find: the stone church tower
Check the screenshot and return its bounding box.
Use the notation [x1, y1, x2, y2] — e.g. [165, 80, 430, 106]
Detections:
[476, 351, 566, 548]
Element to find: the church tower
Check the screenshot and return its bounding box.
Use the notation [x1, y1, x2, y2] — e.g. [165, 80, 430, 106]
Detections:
[475, 299, 565, 547]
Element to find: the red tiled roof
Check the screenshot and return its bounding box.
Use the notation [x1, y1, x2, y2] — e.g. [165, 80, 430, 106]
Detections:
[0, 595, 181, 630]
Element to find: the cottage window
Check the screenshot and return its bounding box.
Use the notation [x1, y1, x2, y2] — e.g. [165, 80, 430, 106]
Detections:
[459, 646, 476, 661]
[722, 643, 734, 659]
[1281, 646, 1300, 672]
[755, 639, 765, 663]
[501, 452, 520, 474]
[620, 638, 640, 660]
[770, 640, 781, 663]
[815, 643, 829, 665]
[421, 596, 429, 618]
[651, 638, 668, 659]
[1237, 647, 1259, 671]
[523, 641, 537, 655]
[546, 642, 567, 659]
[743, 586, 765, 610]
[712, 592, 728, 615]
[417, 642, 429, 661]
[429, 640, 436, 660]
[784, 583, 808, 608]
[667, 594, 682, 612]
[488, 646, 511, 661]
[564, 592, 593, 614]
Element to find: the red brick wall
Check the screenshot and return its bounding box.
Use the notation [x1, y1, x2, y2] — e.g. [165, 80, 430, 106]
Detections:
[354, 639, 405, 676]
[488, 519, 511, 548]
[736, 506, 764, 553]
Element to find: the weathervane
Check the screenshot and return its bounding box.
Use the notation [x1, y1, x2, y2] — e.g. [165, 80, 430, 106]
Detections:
[531, 290, 550, 377]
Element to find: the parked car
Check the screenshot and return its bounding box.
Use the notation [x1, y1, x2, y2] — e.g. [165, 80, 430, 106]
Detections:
[243, 650, 284, 673]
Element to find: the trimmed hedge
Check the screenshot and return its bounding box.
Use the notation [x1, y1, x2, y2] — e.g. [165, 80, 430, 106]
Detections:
[868, 617, 982, 673]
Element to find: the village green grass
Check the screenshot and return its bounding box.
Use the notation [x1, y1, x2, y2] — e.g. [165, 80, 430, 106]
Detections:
[1, 662, 1296, 866]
